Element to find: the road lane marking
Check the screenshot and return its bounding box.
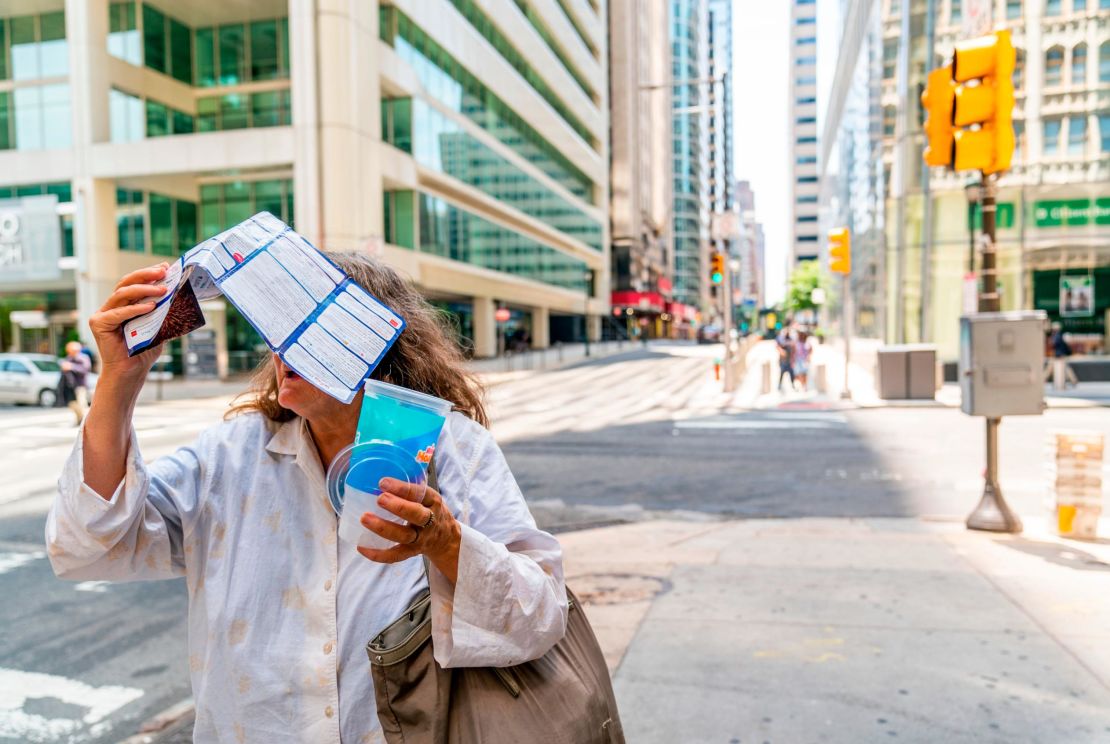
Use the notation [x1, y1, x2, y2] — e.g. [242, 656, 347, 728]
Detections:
[0, 551, 45, 575]
[0, 667, 143, 743]
[673, 420, 841, 430]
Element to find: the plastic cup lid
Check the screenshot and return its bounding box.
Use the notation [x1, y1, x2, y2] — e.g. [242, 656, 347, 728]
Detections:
[325, 439, 427, 516]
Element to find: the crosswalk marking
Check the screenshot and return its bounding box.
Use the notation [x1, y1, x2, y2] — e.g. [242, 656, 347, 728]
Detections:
[0, 668, 143, 743]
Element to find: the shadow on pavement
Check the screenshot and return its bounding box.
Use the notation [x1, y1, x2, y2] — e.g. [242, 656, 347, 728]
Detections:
[503, 409, 917, 521]
[994, 537, 1110, 572]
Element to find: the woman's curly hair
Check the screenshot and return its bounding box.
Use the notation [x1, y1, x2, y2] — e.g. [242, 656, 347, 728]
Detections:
[227, 251, 488, 427]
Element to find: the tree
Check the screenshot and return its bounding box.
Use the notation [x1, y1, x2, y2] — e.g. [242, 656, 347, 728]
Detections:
[784, 260, 826, 314]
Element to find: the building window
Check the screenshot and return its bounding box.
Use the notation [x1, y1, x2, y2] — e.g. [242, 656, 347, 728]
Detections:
[1007, 0, 1022, 17]
[200, 180, 295, 238]
[796, 75, 817, 85]
[1074, 0, 1086, 10]
[7, 11, 67, 81]
[10, 84, 71, 149]
[1067, 116, 1086, 155]
[796, 96, 816, 104]
[795, 16, 816, 24]
[1072, 44, 1087, 85]
[797, 195, 818, 203]
[883, 105, 897, 136]
[797, 176, 818, 183]
[1100, 42, 1110, 83]
[795, 36, 816, 45]
[797, 135, 817, 143]
[116, 189, 145, 252]
[1014, 48, 1024, 89]
[883, 40, 897, 80]
[1045, 46, 1064, 87]
[797, 235, 819, 242]
[795, 56, 817, 66]
[796, 116, 816, 124]
[1013, 119, 1025, 163]
[108, 2, 140, 65]
[1045, 0, 1061, 14]
[950, 0, 961, 22]
[797, 216, 818, 222]
[1043, 117, 1061, 155]
[796, 155, 817, 164]
[1098, 112, 1109, 152]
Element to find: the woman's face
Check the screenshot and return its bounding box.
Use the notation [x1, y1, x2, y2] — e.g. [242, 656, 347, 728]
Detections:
[272, 353, 358, 424]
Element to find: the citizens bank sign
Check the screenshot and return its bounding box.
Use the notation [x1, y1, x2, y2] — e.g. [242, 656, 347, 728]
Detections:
[0, 195, 62, 285]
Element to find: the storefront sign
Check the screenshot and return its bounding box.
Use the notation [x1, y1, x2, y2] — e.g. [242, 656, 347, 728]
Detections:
[1060, 275, 1095, 318]
[0, 195, 62, 285]
[1034, 198, 1110, 228]
[971, 202, 1015, 230]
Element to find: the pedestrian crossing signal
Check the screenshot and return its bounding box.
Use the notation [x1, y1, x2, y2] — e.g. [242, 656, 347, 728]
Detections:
[709, 252, 725, 285]
[828, 228, 851, 275]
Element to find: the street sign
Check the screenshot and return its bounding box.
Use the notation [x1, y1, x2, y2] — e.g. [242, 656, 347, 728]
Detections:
[0, 195, 62, 286]
[711, 211, 741, 242]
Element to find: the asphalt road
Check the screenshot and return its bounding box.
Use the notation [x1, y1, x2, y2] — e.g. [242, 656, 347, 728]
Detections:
[1, 342, 1107, 743]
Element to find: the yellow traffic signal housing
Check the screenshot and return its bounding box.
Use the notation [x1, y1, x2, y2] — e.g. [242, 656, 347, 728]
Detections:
[828, 228, 851, 275]
[951, 29, 1015, 174]
[709, 252, 724, 285]
[921, 66, 955, 167]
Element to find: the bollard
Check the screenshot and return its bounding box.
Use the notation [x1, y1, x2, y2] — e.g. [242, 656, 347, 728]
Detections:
[1053, 359, 1066, 390]
[815, 363, 827, 393]
[761, 361, 772, 395]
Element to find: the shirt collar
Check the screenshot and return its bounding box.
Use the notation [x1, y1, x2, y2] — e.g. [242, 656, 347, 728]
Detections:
[265, 417, 302, 456]
[267, 416, 329, 497]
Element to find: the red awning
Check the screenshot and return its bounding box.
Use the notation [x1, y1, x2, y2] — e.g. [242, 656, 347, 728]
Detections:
[611, 291, 665, 313]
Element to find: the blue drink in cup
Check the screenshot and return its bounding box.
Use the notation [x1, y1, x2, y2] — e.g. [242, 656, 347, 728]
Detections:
[328, 380, 453, 549]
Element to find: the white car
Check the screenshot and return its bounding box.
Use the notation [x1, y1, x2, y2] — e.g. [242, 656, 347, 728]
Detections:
[0, 353, 98, 408]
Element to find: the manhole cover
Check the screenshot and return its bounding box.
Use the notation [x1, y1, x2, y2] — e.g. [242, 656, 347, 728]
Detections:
[571, 573, 668, 605]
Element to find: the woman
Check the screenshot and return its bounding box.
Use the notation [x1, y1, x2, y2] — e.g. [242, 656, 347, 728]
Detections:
[46, 253, 568, 743]
[792, 330, 811, 391]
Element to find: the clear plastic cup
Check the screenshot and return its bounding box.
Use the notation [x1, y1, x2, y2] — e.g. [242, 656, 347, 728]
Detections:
[326, 380, 452, 549]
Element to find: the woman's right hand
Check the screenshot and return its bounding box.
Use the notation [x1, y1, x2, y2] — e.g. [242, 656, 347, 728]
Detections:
[89, 264, 171, 382]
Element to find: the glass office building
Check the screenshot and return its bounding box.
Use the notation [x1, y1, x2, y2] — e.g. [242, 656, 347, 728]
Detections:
[0, 0, 609, 366]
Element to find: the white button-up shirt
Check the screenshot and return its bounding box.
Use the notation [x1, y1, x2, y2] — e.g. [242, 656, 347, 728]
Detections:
[46, 411, 567, 743]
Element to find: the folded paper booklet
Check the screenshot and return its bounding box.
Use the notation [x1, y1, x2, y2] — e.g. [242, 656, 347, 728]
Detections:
[124, 212, 405, 403]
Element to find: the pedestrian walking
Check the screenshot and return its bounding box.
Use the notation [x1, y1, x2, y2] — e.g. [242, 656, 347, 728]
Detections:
[58, 341, 91, 425]
[46, 254, 619, 742]
[776, 328, 795, 391]
[793, 330, 812, 391]
[1043, 322, 1078, 387]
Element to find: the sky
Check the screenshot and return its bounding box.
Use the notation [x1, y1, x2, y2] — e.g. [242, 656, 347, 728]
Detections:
[731, 0, 791, 304]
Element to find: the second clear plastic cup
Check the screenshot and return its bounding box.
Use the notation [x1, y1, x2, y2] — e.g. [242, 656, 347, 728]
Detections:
[327, 380, 452, 549]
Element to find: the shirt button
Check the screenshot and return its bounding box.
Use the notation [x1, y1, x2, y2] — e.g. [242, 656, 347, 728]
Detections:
[324, 580, 332, 591]
[323, 641, 334, 654]
[324, 705, 334, 718]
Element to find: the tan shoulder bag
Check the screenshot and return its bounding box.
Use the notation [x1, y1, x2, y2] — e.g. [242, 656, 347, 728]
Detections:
[365, 464, 624, 743]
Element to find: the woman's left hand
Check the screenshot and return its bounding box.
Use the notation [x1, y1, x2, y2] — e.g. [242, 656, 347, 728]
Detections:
[357, 477, 462, 584]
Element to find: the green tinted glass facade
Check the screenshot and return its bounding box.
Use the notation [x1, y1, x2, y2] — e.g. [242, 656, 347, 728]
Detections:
[116, 187, 198, 256]
[509, 0, 594, 100]
[200, 179, 294, 238]
[381, 9, 592, 201]
[410, 192, 589, 291]
[382, 97, 601, 251]
[0, 10, 71, 150]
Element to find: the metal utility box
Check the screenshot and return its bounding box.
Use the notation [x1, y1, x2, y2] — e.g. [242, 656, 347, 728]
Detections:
[960, 311, 1046, 417]
[876, 344, 937, 400]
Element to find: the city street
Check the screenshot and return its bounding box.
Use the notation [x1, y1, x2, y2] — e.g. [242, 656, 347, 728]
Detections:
[2, 342, 1110, 742]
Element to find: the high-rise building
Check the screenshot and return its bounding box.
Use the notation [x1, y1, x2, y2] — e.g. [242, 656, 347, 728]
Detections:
[670, 0, 710, 329]
[0, 0, 609, 368]
[707, 0, 737, 321]
[822, 0, 1110, 362]
[609, 0, 674, 339]
[789, 0, 820, 265]
[736, 180, 767, 310]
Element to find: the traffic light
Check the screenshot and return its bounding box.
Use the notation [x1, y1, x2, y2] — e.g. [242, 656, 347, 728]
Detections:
[828, 227, 851, 275]
[709, 252, 724, 285]
[951, 30, 1015, 174]
[921, 66, 955, 167]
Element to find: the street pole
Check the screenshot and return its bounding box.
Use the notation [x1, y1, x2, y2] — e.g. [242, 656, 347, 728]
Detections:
[583, 269, 593, 358]
[841, 273, 852, 400]
[966, 173, 1021, 533]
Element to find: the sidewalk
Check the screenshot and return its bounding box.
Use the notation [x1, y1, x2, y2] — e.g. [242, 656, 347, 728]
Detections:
[731, 338, 1110, 411]
[562, 516, 1110, 743]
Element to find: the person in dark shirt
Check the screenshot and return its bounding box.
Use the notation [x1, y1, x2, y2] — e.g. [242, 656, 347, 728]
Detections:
[60, 341, 92, 425]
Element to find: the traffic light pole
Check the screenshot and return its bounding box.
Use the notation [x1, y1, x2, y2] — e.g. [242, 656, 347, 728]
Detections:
[722, 260, 735, 393]
[966, 173, 1022, 534]
[840, 273, 852, 400]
